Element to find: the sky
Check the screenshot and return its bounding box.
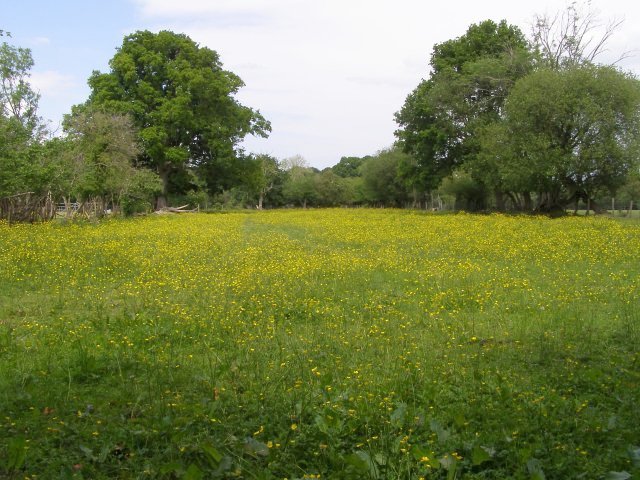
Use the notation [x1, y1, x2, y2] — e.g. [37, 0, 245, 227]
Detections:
[4, 0, 640, 169]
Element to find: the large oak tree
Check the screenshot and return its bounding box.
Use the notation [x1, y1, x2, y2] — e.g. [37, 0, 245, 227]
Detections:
[79, 30, 270, 206]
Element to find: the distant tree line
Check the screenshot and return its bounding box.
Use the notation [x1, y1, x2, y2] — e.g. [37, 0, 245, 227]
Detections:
[2, 3, 640, 220]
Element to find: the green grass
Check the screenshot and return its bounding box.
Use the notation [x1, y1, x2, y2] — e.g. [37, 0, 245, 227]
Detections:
[0, 210, 639, 479]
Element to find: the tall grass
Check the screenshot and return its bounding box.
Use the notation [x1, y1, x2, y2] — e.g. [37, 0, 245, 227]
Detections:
[1, 210, 639, 479]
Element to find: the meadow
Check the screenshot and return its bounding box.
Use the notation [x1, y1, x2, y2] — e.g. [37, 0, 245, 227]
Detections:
[0, 210, 639, 479]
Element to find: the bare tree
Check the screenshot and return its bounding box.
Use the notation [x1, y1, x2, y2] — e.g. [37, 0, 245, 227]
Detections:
[531, 1, 631, 69]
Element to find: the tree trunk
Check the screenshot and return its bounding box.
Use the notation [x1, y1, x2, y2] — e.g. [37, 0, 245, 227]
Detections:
[587, 197, 606, 214]
[63, 196, 73, 218]
[156, 163, 171, 209]
[258, 192, 264, 210]
[494, 190, 506, 212]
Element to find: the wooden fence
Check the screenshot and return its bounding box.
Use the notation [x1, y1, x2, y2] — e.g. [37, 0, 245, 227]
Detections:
[0, 192, 56, 223]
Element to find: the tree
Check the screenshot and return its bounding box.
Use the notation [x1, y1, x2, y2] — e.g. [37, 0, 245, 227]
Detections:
[79, 30, 270, 207]
[332, 155, 370, 178]
[439, 171, 489, 211]
[0, 38, 45, 198]
[314, 170, 351, 206]
[617, 171, 640, 214]
[0, 42, 39, 130]
[281, 156, 318, 208]
[244, 154, 283, 209]
[395, 20, 532, 195]
[61, 110, 145, 212]
[280, 154, 309, 171]
[396, 9, 638, 214]
[360, 148, 411, 207]
[499, 65, 640, 212]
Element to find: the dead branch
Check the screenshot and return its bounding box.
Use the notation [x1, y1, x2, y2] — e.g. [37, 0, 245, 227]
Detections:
[531, 1, 629, 68]
[155, 205, 198, 214]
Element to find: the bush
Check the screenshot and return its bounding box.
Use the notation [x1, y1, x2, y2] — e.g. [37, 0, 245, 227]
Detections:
[120, 168, 162, 216]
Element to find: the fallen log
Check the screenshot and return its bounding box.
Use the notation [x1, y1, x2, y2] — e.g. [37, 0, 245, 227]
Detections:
[155, 205, 198, 214]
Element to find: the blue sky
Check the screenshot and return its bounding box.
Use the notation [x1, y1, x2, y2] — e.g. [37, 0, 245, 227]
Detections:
[4, 0, 138, 134]
[4, 0, 640, 168]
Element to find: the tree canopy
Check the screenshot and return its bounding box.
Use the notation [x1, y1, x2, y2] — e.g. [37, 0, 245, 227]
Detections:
[498, 65, 640, 207]
[79, 30, 270, 206]
[396, 9, 640, 212]
[395, 20, 532, 192]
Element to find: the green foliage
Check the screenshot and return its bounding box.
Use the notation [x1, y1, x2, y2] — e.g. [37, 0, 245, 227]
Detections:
[617, 172, 640, 207]
[0, 133, 54, 197]
[440, 172, 489, 211]
[0, 41, 40, 129]
[120, 168, 163, 215]
[81, 30, 270, 202]
[502, 65, 640, 205]
[185, 189, 209, 210]
[0, 38, 46, 198]
[396, 20, 531, 192]
[211, 186, 252, 210]
[282, 165, 318, 208]
[62, 110, 141, 202]
[331, 155, 370, 178]
[430, 19, 529, 74]
[314, 170, 351, 207]
[360, 148, 412, 206]
[396, 10, 640, 213]
[242, 154, 285, 209]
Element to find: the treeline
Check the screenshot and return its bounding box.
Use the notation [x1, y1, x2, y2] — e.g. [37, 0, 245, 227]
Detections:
[211, 149, 450, 211]
[2, 4, 640, 220]
[1, 28, 432, 217]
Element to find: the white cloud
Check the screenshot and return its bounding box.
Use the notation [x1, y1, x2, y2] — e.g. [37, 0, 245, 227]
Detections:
[29, 71, 87, 129]
[134, 0, 275, 16]
[132, 0, 284, 27]
[30, 36, 51, 46]
[30, 70, 79, 96]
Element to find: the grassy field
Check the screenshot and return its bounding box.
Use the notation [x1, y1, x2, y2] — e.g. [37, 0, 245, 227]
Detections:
[1, 210, 639, 479]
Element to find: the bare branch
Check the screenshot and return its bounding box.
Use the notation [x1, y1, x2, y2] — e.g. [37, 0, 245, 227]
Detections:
[530, 1, 628, 68]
